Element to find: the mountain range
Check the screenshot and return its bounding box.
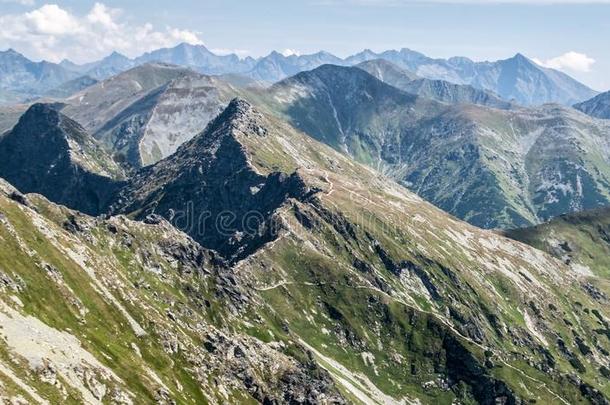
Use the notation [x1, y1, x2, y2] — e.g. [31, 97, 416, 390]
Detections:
[263, 64, 610, 229]
[0, 48, 80, 103]
[0, 43, 602, 107]
[2, 21, 610, 405]
[356, 59, 513, 109]
[2, 98, 610, 403]
[1, 59, 607, 231]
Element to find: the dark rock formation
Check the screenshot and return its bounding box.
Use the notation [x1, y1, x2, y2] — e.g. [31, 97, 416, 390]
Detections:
[0, 103, 125, 215]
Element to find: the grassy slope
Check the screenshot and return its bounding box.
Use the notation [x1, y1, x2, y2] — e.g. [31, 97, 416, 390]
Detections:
[228, 104, 610, 403]
[0, 182, 339, 403]
[2, 101, 610, 403]
[254, 67, 610, 231]
[504, 207, 610, 278]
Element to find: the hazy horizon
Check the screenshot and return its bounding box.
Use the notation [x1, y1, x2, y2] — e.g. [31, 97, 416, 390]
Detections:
[0, 0, 608, 90]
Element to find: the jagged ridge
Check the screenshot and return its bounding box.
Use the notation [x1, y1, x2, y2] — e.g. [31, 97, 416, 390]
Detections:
[109, 99, 319, 262]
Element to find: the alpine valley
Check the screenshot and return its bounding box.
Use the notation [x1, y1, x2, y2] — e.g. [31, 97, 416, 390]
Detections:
[0, 39, 610, 405]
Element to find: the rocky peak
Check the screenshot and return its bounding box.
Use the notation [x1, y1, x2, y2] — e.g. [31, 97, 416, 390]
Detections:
[218, 97, 255, 122]
[19, 102, 61, 126]
[0, 48, 28, 61]
[13, 103, 123, 176]
[109, 99, 316, 261]
[268, 50, 284, 59]
[0, 103, 124, 215]
[171, 97, 264, 160]
[216, 97, 258, 128]
[506, 52, 537, 69]
[103, 51, 130, 62]
[8, 103, 86, 157]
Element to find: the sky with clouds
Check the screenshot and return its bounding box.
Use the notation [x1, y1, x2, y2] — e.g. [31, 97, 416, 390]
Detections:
[0, 0, 608, 90]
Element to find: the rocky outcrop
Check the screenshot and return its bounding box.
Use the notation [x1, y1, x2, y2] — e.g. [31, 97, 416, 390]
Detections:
[109, 99, 319, 262]
[0, 103, 125, 215]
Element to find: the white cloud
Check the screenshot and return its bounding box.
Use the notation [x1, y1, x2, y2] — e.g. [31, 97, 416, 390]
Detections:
[282, 48, 301, 57]
[0, 2, 204, 63]
[533, 52, 596, 72]
[86, 2, 119, 30]
[25, 4, 81, 35]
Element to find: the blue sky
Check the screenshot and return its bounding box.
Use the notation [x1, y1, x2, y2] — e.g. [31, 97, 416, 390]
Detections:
[0, 0, 609, 90]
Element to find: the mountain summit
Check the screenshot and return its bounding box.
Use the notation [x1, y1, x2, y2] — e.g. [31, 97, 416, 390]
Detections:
[473, 53, 597, 106]
[108, 98, 317, 261]
[0, 103, 125, 215]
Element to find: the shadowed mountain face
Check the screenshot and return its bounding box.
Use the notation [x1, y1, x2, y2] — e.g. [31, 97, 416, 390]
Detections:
[504, 207, 610, 278]
[0, 104, 28, 134]
[108, 99, 318, 262]
[0, 104, 125, 215]
[3, 98, 610, 403]
[265, 64, 610, 229]
[575, 90, 610, 120]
